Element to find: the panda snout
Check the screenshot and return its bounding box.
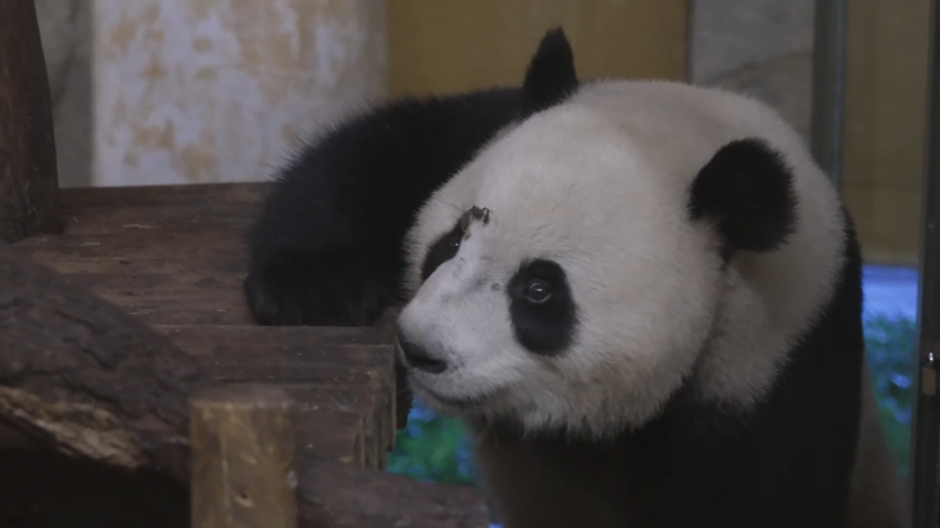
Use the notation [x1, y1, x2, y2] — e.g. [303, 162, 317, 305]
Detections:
[396, 330, 448, 374]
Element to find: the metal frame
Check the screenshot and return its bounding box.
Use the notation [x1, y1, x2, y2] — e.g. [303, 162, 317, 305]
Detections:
[912, 0, 940, 526]
[811, 0, 940, 523]
[810, 0, 848, 189]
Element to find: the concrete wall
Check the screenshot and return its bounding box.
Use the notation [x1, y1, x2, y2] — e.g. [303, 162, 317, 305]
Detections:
[90, 0, 387, 187]
[691, 0, 814, 140]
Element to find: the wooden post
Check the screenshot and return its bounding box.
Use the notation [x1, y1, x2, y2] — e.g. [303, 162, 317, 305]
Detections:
[0, 0, 63, 242]
[191, 384, 299, 528]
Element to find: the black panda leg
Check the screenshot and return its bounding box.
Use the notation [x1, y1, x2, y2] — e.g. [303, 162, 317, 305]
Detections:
[244, 250, 400, 327]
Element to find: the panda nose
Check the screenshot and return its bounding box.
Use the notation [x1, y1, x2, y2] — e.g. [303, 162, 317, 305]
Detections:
[396, 331, 447, 374]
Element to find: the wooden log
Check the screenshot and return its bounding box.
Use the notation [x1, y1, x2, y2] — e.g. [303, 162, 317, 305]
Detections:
[0, 241, 209, 480]
[0, 0, 63, 243]
[191, 384, 299, 528]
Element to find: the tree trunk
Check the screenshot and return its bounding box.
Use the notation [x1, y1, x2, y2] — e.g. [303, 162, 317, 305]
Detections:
[0, 0, 63, 243]
[0, 241, 209, 480]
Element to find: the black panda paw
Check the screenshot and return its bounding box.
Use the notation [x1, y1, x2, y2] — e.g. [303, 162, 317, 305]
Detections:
[243, 255, 396, 327]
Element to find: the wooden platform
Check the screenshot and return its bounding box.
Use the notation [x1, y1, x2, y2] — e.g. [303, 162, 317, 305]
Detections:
[1, 3, 492, 524]
[13, 182, 406, 472]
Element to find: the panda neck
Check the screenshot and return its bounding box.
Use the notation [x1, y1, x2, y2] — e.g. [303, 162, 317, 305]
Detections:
[467, 404, 749, 527]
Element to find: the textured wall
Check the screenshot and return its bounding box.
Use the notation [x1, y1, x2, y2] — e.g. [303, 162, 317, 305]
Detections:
[92, 0, 387, 187]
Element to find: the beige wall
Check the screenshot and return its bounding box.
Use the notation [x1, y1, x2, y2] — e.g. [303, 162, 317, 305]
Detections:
[91, 0, 388, 187]
[843, 0, 931, 266]
[387, 0, 689, 97]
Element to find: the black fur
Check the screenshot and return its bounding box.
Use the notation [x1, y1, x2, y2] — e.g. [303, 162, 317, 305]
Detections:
[522, 27, 579, 112]
[476, 210, 864, 528]
[688, 138, 798, 259]
[420, 218, 465, 283]
[507, 259, 578, 355]
[244, 28, 579, 326]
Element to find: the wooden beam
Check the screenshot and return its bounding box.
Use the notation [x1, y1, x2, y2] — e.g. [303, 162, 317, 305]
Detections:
[0, 0, 62, 243]
[191, 384, 299, 528]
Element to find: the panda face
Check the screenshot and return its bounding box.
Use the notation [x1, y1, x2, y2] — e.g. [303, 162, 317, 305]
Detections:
[397, 80, 845, 438]
[397, 95, 728, 437]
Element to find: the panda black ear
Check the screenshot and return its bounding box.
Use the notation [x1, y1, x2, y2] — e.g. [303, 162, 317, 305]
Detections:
[522, 27, 579, 112]
[688, 138, 798, 257]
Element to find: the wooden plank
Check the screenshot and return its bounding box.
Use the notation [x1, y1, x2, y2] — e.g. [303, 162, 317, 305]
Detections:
[16, 230, 245, 261]
[33, 255, 245, 275]
[54, 271, 244, 293]
[100, 294, 250, 326]
[58, 182, 268, 209]
[298, 460, 491, 528]
[293, 407, 365, 468]
[190, 385, 299, 528]
[12, 185, 411, 447]
[157, 324, 392, 349]
[162, 325, 397, 467]
[60, 203, 256, 236]
[169, 329, 395, 388]
[193, 345, 394, 462]
[26, 271, 252, 325]
[286, 385, 390, 470]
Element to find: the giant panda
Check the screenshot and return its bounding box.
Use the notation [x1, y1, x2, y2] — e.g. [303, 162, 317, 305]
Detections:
[393, 35, 908, 528]
[243, 28, 906, 528]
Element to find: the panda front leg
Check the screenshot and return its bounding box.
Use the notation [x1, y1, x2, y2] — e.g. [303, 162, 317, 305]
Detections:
[242, 129, 415, 327]
[243, 246, 402, 327]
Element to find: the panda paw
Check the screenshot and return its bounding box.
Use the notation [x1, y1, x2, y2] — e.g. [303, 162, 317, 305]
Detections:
[243, 255, 396, 327]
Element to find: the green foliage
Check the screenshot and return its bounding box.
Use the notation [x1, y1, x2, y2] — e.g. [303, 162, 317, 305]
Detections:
[388, 313, 918, 485]
[387, 403, 476, 485]
[863, 313, 917, 480]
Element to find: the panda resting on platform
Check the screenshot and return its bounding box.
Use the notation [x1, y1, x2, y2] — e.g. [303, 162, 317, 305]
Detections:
[245, 29, 906, 528]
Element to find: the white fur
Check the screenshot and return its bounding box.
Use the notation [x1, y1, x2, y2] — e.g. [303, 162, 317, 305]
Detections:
[398, 79, 846, 437]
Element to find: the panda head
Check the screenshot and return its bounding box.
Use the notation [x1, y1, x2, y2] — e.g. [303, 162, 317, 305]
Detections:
[397, 30, 846, 438]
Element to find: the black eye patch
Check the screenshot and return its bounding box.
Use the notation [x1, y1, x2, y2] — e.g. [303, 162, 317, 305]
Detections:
[419, 206, 491, 283]
[507, 258, 578, 355]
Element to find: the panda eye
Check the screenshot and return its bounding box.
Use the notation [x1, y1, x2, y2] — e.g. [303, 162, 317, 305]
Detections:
[448, 235, 462, 249]
[524, 279, 552, 304]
